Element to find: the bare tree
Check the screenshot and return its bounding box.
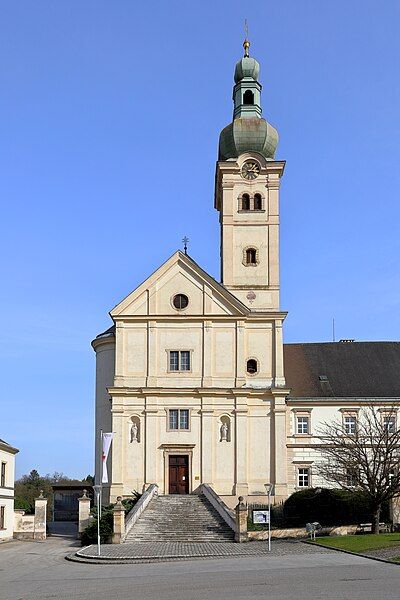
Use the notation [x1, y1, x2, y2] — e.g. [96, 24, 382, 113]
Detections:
[315, 405, 400, 534]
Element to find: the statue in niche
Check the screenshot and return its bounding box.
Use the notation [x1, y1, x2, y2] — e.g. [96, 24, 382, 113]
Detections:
[220, 421, 229, 442]
[130, 421, 139, 443]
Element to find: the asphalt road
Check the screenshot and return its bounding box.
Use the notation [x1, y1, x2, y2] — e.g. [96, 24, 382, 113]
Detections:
[1, 536, 400, 600]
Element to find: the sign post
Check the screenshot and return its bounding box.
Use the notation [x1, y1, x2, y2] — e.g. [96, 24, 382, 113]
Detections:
[264, 483, 274, 552]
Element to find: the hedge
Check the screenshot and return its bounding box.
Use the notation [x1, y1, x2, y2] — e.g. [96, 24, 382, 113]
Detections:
[81, 492, 141, 545]
[282, 488, 390, 528]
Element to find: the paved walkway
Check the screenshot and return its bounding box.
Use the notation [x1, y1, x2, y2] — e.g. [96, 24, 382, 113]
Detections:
[76, 539, 333, 563]
[2, 536, 400, 600]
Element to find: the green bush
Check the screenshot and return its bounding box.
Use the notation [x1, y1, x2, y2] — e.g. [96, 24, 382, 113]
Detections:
[81, 491, 141, 546]
[81, 511, 113, 546]
[282, 488, 390, 528]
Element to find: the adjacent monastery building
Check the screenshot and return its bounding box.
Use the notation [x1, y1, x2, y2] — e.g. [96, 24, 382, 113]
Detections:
[93, 41, 400, 507]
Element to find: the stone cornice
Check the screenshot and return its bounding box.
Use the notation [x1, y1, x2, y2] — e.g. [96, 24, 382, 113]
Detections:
[91, 335, 115, 351]
[111, 311, 288, 323]
[287, 397, 400, 406]
[0, 441, 19, 455]
[108, 386, 277, 398]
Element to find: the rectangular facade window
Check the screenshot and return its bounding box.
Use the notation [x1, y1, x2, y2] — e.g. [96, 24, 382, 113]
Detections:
[297, 468, 310, 488]
[346, 468, 358, 487]
[383, 416, 396, 433]
[297, 416, 310, 435]
[169, 351, 191, 372]
[344, 416, 357, 435]
[168, 409, 189, 430]
[0, 462, 5, 487]
[0, 506, 4, 529]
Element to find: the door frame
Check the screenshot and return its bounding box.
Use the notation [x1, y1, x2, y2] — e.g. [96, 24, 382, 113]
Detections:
[168, 454, 189, 494]
[161, 445, 194, 495]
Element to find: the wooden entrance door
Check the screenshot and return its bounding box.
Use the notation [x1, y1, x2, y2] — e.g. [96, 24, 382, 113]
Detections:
[169, 455, 189, 494]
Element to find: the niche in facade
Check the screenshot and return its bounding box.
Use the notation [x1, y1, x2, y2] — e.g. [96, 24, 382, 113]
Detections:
[220, 415, 231, 442]
[130, 416, 141, 443]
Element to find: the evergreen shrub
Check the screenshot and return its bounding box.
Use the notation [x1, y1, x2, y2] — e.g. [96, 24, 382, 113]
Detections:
[282, 488, 390, 527]
[81, 491, 141, 546]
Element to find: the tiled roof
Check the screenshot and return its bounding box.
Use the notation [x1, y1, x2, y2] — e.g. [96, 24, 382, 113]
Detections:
[284, 341, 400, 398]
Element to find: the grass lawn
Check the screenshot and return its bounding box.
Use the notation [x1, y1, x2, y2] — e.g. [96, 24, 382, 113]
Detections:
[311, 533, 400, 553]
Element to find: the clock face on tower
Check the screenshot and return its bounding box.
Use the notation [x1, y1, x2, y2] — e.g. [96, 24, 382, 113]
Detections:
[241, 161, 260, 180]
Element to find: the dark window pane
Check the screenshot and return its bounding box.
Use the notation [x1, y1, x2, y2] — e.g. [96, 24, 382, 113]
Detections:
[169, 409, 179, 429]
[173, 294, 189, 310]
[254, 193, 262, 210]
[246, 248, 257, 264]
[179, 410, 189, 430]
[180, 351, 190, 371]
[170, 351, 179, 371]
[246, 359, 258, 374]
[241, 193, 250, 210]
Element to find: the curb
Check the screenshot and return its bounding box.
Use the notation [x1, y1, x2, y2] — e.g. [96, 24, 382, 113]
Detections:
[66, 552, 221, 565]
[303, 540, 400, 566]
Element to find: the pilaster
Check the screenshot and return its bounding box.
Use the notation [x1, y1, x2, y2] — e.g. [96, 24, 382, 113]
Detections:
[234, 396, 249, 496]
[146, 321, 157, 387]
[271, 393, 288, 500]
[235, 321, 246, 386]
[202, 321, 212, 387]
[200, 400, 214, 485]
[144, 397, 158, 486]
[110, 405, 124, 501]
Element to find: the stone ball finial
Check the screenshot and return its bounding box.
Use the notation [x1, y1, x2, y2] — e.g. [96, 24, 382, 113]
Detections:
[39, 490, 44, 499]
[116, 496, 122, 502]
[238, 496, 244, 502]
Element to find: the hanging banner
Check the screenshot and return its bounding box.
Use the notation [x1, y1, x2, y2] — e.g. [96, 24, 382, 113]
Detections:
[101, 432, 113, 484]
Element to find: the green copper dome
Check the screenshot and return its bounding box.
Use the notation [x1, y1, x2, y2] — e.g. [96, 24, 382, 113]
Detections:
[219, 118, 278, 161]
[234, 56, 260, 83]
[219, 41, 279, 161]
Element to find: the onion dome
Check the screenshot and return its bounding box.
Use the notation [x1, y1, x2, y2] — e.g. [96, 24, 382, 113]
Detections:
[234, 56, 260, 83]
[218, 38, 278, 161]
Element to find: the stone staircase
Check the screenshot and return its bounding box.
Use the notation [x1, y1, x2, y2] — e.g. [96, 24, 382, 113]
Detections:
[124, 494, 235, 543]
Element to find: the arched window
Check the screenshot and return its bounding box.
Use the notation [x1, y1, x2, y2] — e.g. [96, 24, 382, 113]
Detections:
[243, 90, 254, 105]
[245, 248, 257, 265]
[254, 193, 262, 210]
[241, 193, 250, 211]
[246, 359, 258, 374]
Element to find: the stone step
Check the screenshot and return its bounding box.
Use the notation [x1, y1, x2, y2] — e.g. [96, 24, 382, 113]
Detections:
[124, 494, 235, 543]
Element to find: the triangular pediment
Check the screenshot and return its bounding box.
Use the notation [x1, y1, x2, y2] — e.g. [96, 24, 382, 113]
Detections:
[110, 251, 249, 318]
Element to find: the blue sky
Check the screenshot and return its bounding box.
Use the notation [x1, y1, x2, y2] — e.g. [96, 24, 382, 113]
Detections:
[1, 1, 399, 477]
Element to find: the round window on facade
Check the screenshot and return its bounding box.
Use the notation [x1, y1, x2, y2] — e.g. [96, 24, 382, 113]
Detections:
[173, 294, 189, 310]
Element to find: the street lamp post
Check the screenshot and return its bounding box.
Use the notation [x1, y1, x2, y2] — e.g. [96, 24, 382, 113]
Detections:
[264, 483, 274, 552]
[93, 484, 101, 556]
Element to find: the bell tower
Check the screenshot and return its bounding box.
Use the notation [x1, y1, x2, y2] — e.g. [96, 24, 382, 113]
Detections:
[215, 39, 285, 311]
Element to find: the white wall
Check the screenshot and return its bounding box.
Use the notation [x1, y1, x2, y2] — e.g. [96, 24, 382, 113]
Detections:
[0, 446, 16, 542]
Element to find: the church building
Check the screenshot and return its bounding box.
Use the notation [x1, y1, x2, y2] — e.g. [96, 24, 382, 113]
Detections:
[93, 40, 400, 507]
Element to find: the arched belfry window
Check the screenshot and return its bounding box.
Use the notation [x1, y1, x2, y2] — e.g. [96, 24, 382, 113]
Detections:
[241, 193, 250, 211]
[243, 90, 254, 105]
[246, 359, 258, 374]
[254, 193, 262, 210]
[245, 248, 257, 265]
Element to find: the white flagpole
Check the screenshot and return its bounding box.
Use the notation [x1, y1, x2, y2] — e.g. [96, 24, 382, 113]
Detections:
[93, 484, 101, 556]
[100, 428, 103, 518]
